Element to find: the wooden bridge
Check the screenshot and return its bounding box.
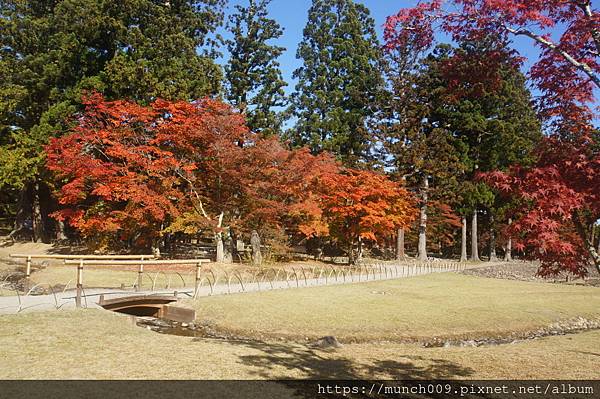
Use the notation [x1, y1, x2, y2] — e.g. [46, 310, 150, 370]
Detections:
[98, 294, 195, 322]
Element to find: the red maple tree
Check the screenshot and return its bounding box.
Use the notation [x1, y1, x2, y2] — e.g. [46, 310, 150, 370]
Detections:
[47, 94, 416, 260]
[46, 93, 250, 249]
[483, 134, 599, 276]
[385, 0, 600, 275]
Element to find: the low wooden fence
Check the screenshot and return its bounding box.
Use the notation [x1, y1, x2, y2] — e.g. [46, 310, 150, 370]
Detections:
[3, 255, 471, 311]
[8, 254, 212, 308]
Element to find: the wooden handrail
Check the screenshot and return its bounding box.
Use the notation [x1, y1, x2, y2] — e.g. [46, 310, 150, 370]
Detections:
[9, 254, 210, 307]
[62, 258, 211, 304]
[63, 259, 209, 265]
[9, 254, 155, 260]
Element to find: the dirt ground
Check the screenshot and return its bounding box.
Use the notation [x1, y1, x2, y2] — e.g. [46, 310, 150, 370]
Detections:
[1, 309, 599, 381]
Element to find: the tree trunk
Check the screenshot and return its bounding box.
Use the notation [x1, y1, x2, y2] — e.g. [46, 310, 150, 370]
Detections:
[418, 176, 428, 261]
[151, 239, 161, 258]
[32, 182, 44, 243]
[215, 234, 224, 263]
[573, 213, 600, 274]
[8, 188, 27, 241]
[489, 213, 498, 262]
[223, 229, 233, 264]
[215, 212, 225, 263]
[356, 237, 363, 263]
[460, 216, 467, 262]
[396, 228, 405, 260]
[56, 220, 67, 241]
[504, 218, 513, 262]
[230, 229, 240, 262]
[348, 241, 355, 265]
[470, 211, 480, 261]
[250, 230, 262, 266]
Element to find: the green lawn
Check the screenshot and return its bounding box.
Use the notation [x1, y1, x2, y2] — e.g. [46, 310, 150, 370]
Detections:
[0, 309, 599, 380]
[187, 273, 600, 342]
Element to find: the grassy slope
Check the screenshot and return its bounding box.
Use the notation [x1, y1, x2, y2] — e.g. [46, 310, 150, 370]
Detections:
[0, 309, 599, 380]
[188, 273, 600, 342]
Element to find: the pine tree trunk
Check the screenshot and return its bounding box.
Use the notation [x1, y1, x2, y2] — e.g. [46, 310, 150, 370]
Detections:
[470, 211, 480, 261]
[504, 218, 513, 262]
[396, 228, 405, 260]
[418, 176, 428, 261]
[32, 182, 44, 243]
[489, 214, 498, 262]
[460, 216, 467, 262]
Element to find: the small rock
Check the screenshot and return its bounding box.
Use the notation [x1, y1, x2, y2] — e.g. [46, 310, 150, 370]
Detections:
[311, 336, 342, 349]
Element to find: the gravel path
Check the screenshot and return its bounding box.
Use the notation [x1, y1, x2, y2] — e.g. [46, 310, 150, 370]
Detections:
[0, 263, 464, 314]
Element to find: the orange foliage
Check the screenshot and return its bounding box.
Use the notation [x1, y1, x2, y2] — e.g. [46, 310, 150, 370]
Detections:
[46, 94, 417, 253]
[320, 169, 417, 253]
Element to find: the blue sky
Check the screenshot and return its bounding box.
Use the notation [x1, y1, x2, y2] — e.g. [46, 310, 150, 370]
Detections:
[216, 0, 543, 96]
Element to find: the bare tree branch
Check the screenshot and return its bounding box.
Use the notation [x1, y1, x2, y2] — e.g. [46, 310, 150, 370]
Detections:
[174, 169, 209, 219]
[576, 0, 600, 56]
[504, 25, 600, 89]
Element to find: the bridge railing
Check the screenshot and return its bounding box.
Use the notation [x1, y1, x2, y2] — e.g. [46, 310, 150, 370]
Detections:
[63, 259, 211, 305]
[9, 254, 156, 280]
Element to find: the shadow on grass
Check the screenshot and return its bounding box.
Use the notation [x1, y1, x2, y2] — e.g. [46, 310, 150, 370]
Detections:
[198, 337, 474, 380]
[197, 338, 479, 398]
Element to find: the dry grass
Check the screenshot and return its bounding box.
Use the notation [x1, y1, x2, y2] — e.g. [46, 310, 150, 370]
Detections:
[187, 273, 600, 342]
[0, 309, 599, 380]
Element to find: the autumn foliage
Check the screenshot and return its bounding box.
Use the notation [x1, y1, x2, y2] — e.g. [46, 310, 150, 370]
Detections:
[46, 94, 416, 258]
[385, 0, 599, 274]
[483, 133, 600, 276]
[46, 93, 249, 248]
[320, 169, 416, 262]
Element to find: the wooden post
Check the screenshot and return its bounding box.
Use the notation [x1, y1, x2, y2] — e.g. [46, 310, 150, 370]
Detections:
[194, 262, 202, 298]
[26, 256, 31, 278]
[23, 255, 32, 291]
[136, 263, 144, 292]
[76, 259, 83, 308]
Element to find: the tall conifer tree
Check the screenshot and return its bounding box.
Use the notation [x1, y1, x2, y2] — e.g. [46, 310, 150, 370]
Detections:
[289, 0, 385, 166]
[0, 0, 225, 241]
[225, 0, 287, 136]
[379, 42, 541, 260]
